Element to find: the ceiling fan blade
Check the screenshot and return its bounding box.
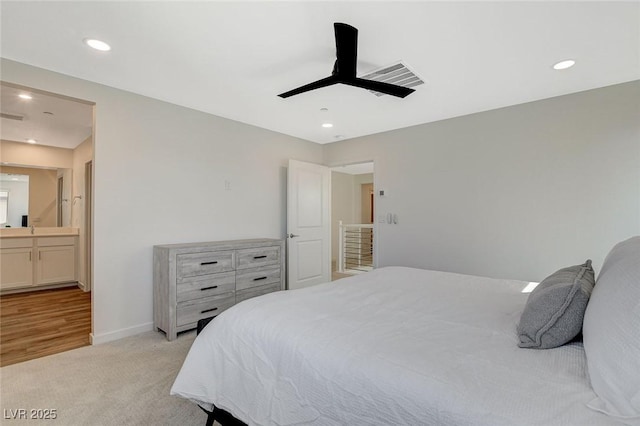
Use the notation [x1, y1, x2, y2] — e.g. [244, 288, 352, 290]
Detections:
[279, 23, 417, 100]
[334, 23, 358, 77]
[278, 76, 339, 98]
[346, 78, 415, 98]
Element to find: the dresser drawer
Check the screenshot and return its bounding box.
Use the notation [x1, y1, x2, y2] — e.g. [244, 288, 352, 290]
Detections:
[236, 283, 281, 304]
[177, 251, 234, 278]
[236, 246, 280, 270]
[176, 294, 235, 327]
[177, 271, 235, 302]
[236, 266, 281, 291]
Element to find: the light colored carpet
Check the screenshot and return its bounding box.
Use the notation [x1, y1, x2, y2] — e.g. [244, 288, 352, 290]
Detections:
[0, 330, 216, 425]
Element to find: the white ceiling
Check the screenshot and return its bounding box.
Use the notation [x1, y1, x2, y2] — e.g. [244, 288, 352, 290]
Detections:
[331, 162, 374, 175]
[0, 84, 93, 149]
[1, 1, 638, 145]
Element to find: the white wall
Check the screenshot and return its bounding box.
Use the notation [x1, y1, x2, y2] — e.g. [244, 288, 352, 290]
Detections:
[325, 81, 640, 282]
[353, 173, 374, 223]
[1, 59, 323, 343]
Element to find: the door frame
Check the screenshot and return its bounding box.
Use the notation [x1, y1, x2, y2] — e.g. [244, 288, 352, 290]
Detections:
[84, 160, 93, 292]
[57, 176, 64, 227]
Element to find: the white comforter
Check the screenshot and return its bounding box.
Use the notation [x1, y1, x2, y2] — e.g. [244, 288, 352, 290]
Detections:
[171, 267, 616, 425]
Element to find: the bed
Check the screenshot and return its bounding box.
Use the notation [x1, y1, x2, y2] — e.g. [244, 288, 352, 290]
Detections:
[171, 237, 640, 426]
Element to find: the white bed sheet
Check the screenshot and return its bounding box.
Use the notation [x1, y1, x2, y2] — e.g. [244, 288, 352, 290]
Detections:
[171, 266, 617, 425]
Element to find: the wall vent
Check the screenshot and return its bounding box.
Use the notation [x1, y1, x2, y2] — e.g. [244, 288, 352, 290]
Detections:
[0, 112, 24, 121]
[359, 61, 424, 97]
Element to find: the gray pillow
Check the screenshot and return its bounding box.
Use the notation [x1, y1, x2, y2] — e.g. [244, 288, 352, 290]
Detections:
[517, 260, 595, 349]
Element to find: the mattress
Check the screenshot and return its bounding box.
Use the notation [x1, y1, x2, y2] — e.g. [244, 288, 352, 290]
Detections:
[171, 266, 617, 425]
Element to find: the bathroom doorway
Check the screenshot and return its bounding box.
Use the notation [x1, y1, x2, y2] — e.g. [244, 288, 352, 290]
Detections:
[0, 82, 94, 365]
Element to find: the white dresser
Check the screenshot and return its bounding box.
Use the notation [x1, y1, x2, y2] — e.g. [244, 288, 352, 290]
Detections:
[153, 238, 285, 341]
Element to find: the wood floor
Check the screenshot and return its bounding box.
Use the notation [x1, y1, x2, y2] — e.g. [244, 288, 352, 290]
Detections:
[0, 286, 91, 367]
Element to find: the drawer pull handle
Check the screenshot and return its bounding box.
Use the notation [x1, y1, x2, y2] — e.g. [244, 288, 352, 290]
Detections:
[200, 261, 218, 266]
[201, 286, 218, 291]
[201, 307, 218, 314]
[253, 255, 267, 259]
[253, 276, 267, 281]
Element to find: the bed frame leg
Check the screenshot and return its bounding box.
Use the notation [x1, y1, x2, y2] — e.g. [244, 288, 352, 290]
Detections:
[200, 406, 247, 426]
[205, 410, 216, 426]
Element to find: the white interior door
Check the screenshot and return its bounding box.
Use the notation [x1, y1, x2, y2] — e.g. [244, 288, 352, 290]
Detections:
[287, 159, 331, 290]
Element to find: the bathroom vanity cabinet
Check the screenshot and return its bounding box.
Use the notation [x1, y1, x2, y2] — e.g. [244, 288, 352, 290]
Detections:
[0, 235, 78, 293]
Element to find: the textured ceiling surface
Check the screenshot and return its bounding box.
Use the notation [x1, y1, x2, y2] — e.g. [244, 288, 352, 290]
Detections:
[1, 2, 638, 146]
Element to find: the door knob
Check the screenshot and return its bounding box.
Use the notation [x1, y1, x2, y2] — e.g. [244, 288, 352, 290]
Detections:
[288, 233, 300, 238]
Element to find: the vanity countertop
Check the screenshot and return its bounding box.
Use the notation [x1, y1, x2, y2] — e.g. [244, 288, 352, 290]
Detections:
[0, 227, 80, 238]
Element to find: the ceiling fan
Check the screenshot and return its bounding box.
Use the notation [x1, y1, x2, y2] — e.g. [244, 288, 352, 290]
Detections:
[278, 23, 415, 99]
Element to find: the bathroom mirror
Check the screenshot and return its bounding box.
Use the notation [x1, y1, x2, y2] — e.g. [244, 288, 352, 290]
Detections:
[0, 167, 72, 228]
[0, 173, 29, 227]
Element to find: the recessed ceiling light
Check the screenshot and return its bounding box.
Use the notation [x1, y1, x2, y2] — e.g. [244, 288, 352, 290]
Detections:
[334, 135, 345, 139]
[322, 123, 333, 128]
[18, 94, 32, 100]
[553, 59, 575, 70]
[320, 108, 329, 112]
[84, 38, 111, 52]
[26, 138, 37, 144]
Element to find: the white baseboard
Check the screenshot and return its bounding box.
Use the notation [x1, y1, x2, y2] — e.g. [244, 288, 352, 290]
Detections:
[90, 322, 154, 345]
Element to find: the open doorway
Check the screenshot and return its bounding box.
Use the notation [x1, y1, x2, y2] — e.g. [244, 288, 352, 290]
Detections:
[330, 162, 374, 281]
[0, 82, 94, 366]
